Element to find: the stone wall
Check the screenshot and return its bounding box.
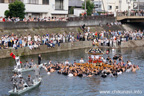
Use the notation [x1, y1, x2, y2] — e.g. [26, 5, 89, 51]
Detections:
[99, 40, 144, 49]
[0, 41, 92, 58]
[120, 40, 144, 48]
[0, 40, 143, 59]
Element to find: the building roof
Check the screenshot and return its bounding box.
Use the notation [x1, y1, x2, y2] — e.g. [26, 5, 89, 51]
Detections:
[69, 0, 84, 7]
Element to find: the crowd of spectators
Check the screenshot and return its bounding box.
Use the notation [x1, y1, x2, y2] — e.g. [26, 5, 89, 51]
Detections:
[0, 32, 80, 50]
[0, 27, 143, 50]
[106, 22, 122, 27]
[93, 29, 144, 47]
[0, 16, 67, 22]
[118, 10, 144, 16]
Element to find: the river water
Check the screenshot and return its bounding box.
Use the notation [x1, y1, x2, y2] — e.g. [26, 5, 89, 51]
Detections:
[0, 47, 144, 96]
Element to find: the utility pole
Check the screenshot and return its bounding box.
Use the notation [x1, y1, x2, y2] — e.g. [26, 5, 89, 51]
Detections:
[119, 0, 121, 12]
[85, 0, 87, 16]
[126, 0, 130, 16]
[98, 0, 100, 12]
[128, 2, 130, 16]
[102, 0, 105, 14]
[138, 0, 140, 10]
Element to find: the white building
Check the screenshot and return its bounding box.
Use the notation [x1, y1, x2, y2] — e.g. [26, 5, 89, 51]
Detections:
[0, 0, 68, 18]
[93, 0, 135, 14]
[74, 8, 85, 16]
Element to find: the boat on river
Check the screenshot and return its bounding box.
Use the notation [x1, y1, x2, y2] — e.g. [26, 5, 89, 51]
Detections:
[13, 63, 47, 72]
[9, 78, 42, 95]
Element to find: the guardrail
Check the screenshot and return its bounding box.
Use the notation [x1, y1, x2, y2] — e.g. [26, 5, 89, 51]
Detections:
[67, 14, 114, 21]
[117, 12, 144, 17]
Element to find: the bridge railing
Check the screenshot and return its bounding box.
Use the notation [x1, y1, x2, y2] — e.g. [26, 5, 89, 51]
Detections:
[67, 14, 114, 21]
[117, 11, 144, 17]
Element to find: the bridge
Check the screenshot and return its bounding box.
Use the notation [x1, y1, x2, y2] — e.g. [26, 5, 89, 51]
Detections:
[116, 16, 144, 22]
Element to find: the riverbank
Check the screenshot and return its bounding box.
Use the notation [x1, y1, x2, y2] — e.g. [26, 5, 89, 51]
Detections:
[0, 41, 92, 58]
[0, 40, 144, 59]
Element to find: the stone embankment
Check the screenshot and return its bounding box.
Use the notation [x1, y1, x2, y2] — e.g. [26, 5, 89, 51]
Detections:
[98, 40, 144, 49]
[0, 40, 144, 58]
[0, 41, 92, 58]
[120, 40, 144, 48]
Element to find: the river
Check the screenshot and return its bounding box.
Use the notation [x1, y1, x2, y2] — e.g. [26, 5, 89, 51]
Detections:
[0, 47, 144, 96]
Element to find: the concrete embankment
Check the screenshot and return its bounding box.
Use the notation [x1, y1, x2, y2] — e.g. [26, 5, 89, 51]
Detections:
[0, 41, 92, 58]
[0, 40, 143, 58]
[120, 40, 144, 48]
[0, 25, 125, 37]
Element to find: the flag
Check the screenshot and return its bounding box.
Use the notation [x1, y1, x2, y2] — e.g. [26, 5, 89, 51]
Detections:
[10, 52, 22, 63]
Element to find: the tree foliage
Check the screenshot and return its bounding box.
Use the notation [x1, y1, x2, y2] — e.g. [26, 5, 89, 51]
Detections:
[4, 0, 25, 19]
[82, 0, 94, 16]
[4, 10, 11, 18]
[69, 7, 75, 14]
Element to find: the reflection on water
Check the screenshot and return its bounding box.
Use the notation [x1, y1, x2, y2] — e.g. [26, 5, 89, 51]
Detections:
[0, 47, 144, 96]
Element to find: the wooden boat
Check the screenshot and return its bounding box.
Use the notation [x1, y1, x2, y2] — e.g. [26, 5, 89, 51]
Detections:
[13, 63, 47, 72]
[9, 78, 42, 95]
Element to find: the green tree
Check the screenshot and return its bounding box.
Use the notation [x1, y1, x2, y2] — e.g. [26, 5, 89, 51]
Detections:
[4, 10, 11, 18]
[69, 6, 75, 14]
[82, 0, 94, 16]
[4, 0, 25, 19]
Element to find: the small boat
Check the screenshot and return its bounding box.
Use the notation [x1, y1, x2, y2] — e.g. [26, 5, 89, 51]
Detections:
[9, 78, 42, 95]
[13, 63, 47, 72]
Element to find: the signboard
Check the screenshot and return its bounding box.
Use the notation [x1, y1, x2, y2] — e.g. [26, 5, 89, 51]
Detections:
[133, 2, 138, 9]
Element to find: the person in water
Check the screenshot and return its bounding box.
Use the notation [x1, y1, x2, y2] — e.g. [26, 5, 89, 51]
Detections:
[79, 58, 84, 63]
[65, 60, 70, 65]
[43, 55, 139, 78]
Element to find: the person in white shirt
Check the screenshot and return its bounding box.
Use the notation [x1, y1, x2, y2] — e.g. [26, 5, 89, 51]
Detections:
[85, 32, 88, 41]
[87, 27, 90, 32]
[79, 58, 84, 63]
[27, 34, 31, 41]
[128, 61, 132, 66]
[63, 35, 65, 43]
[34, 34, 38, 42]
[65, 60, 70, 65]
[13, 43, 17, 49]
[29, 44, 33, 50]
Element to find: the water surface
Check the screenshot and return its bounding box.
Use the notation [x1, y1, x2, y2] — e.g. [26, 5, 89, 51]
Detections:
[0, 47, 143, 96]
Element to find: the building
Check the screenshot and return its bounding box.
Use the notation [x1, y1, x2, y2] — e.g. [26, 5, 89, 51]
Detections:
[92, 0, 135, 14]
[0, 0, 68, 18]
[133, 0, 144, 10]
[68, 0, 84, 17]
[69, 0, 83, 9]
